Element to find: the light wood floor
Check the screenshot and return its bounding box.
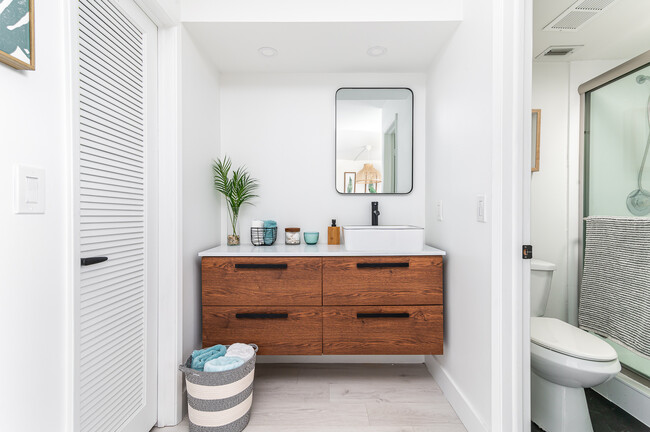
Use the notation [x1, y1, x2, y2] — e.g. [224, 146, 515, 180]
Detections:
[152, 363, 466, 432]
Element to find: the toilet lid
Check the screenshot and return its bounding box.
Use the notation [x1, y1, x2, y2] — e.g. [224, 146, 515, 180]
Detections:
[531, 317, 618, 362]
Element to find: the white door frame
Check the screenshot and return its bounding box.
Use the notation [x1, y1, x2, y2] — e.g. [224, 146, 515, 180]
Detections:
[132, 1, 186, 427]
[153, 24, 184, 427]
[490, 0, 532, 430]
[131, 1, 184, 427]
[76, 0, 535, 429]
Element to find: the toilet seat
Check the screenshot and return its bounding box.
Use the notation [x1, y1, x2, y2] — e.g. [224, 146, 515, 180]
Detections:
[531, 317, 617, 362]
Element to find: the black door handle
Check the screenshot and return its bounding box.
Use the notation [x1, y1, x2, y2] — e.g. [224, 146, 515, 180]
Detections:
[357, 312, 410, 319]
[356, 262, 409, 269]
[235, 313, 289, 319]
[235, 263, 288, 269]
[81, 257, 108, 266]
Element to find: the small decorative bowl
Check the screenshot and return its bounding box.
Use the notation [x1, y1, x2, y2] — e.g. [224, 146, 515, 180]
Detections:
[303, 232, 319, 245]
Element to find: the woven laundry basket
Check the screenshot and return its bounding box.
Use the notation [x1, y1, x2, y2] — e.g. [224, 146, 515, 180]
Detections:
[179, 344, 258, 432]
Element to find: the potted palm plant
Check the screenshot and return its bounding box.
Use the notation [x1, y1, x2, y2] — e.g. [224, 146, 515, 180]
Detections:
[213, 156, 259, 246]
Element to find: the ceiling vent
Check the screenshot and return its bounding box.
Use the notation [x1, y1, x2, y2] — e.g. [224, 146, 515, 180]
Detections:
[543, 0, 619, 32]
[536, 45, 584, 59]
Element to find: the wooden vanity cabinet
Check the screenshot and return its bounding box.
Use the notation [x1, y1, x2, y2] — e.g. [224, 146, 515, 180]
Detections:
[322, 256, 442, 305]
[202, 257, 322, 306]
[201, 255, 443, 355]
[202, 306, 322, 355]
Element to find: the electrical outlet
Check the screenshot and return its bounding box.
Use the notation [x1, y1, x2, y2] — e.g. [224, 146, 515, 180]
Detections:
[436, 200, 443, 221]
[477, 194, 486, 223]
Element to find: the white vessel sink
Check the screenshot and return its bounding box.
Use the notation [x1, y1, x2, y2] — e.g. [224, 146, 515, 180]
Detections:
[343, 225, 424, 252]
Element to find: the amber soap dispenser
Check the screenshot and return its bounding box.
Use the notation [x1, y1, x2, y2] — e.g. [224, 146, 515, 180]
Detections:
[328, 219, 341, 245]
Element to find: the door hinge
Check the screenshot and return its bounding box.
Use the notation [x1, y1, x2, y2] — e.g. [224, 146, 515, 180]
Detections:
[522, 245, 533, 259]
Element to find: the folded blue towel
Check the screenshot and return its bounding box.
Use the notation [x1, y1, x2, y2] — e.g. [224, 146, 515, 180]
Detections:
[191, 345, 226, 370]
[263, 220, 277, 245]
[204, 356, 245, 372]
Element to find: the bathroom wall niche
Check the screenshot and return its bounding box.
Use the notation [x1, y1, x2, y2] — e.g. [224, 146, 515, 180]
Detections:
[335, 88, 413, 194]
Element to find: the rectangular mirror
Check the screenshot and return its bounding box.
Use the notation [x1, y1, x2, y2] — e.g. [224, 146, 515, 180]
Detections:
[336, 88, 413, 194]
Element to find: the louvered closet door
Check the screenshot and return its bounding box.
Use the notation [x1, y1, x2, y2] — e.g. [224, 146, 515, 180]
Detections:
[76, 0, 158, 431]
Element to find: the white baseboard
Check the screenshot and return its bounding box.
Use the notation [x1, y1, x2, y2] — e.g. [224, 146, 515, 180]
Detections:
[425, 355, 487, 432]
[593, 372, 650, 427]
[257, 355, 425, 364]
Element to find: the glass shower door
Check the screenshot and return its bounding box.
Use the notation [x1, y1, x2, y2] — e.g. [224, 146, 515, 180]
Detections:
[584, 63, 650, 378]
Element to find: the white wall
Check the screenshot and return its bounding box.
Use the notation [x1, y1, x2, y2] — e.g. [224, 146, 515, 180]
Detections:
[219, 73, 426, 246]
[529, 60, 625, 326]
[531, 62, 570, 321]
[424, 1, 495, 428]
[154, 0, 180, 20]
[181, 26, 221, 357]
[0, 2, 72, 431]
[181, 0, 461, 23]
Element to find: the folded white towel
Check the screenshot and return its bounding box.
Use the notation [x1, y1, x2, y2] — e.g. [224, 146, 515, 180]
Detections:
[204, 356, 244, 372]
[225, 343, 255, 361]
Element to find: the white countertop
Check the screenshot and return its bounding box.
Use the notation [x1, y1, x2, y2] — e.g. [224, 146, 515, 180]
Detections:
[198, 243, 446, 257]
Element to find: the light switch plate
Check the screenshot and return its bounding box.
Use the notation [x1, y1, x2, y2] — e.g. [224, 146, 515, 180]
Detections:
[477, 194, 487, 223]
[436, 200, 443, 221]
[14, 165, 45, 214]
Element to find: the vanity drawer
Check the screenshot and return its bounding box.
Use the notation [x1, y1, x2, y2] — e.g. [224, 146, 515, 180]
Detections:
[202, 306, 323, 355]
[202, 257, 322, 306]
[322, 256, 442, 305]
[323, 306, 442, 355]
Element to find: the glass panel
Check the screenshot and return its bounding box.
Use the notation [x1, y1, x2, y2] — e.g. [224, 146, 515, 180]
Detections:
[584, 63, 650, 379]
[585, 64, 650, 217]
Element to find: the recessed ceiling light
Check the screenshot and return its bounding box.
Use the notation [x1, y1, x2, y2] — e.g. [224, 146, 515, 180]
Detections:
[367, 46, 388, 57]
[258, 47, 278, 57]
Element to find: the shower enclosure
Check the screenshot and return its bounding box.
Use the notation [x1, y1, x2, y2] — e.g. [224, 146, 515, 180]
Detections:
[580, 54, 650, 382]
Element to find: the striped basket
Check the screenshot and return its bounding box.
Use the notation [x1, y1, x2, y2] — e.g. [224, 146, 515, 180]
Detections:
[179, 344, 258, 432]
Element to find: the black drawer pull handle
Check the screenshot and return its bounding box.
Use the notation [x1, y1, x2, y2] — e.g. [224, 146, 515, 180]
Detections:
[81, 257, 108, 266]
[357, 313, 410, 319]
[235, 313, 289, 319]
[356, 262, 409, 269]
[235, 263, 288, 269]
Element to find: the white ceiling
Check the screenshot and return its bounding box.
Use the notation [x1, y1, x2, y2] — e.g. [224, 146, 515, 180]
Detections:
[534, 0, 650, 62]
[184, 1, 650, 71]
[184, 21, 459, 73]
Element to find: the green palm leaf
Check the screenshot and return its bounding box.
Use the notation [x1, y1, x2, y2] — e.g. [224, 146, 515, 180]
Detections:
[212, 156, 259, 237]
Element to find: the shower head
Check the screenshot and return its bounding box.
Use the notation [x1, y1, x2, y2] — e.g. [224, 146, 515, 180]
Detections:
[637, 75, 650, 84]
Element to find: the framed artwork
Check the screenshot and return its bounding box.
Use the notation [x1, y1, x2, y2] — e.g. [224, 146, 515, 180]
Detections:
[0, 0, 35, 70]
[532, 109, 541, 172]
[344, 172, 356, 193]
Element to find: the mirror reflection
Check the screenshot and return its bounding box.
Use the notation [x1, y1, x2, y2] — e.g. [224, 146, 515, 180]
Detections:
[336, 88, 413, 194]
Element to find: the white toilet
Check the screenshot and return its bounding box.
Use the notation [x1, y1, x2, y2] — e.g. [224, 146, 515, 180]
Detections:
[530, 259, 621, 432]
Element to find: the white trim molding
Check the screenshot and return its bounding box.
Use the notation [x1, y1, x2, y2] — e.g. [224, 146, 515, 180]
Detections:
[131, 1, 184, 427]
[594, 372, 650, 427]
[425, 356, 488, 432]
[66, 0, 80, 430]
[156, 25, 184, 427]
[490, 0, 531, 431]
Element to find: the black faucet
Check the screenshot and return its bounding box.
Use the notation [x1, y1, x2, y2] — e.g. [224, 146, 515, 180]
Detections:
[371, 201, 380, 226]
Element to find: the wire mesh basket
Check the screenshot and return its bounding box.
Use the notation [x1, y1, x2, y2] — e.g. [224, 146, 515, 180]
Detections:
[251, 227, 277, 246]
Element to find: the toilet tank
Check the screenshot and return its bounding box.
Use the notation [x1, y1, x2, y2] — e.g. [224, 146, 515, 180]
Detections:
[530, 259, 556, 317]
